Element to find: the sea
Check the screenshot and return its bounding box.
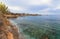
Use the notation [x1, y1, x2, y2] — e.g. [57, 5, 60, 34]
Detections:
[9, 15, 60, 39]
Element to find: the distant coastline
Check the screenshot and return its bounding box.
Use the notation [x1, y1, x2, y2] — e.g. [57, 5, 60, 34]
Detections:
[5, 13, 41, 18]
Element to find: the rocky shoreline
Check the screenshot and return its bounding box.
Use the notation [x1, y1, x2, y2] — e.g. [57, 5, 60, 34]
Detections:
[0, 11, 41, 39]
[5, 13, 41, 18]
[0, 12, 24, 39]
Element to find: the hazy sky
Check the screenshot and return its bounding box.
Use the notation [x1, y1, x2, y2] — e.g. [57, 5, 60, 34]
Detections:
[0, 0, 60, 14]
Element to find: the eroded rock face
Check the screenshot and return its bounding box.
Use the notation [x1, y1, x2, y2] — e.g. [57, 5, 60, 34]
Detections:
[0, 25, 20, 39]
[0, 12, 24, 39]
[0, 31, 7, 39]
[9, 25, 19, 39]
[0, 23, 21, 39]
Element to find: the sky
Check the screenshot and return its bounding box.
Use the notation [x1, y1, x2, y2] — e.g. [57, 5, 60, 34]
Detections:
[0, 0, 60, 15]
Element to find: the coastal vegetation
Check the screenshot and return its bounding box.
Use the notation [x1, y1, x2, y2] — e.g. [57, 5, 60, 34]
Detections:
[0, 2, 9, 14]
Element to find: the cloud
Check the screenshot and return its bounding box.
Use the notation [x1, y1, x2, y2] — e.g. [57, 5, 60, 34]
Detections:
[28, 0, 52, 5]
[39, 8, 50, 12]
[17, 0, 52, 7]
[55, 5, 60, 10]
[8, 6, 21, 11]
[8, 6, 27, 12]
[0, 0, 6, 3]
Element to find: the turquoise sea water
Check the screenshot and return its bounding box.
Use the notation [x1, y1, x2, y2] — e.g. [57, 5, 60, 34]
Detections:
[9, 15, 60, 39]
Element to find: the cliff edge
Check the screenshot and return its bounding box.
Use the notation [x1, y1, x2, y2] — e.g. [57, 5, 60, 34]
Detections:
[0, 13, 24, 39]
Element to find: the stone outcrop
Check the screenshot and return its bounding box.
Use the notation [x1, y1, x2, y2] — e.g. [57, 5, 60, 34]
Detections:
[0, 12, 23, 39]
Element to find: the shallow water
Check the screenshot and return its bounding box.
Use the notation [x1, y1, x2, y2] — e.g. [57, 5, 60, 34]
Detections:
[9, 15, 60, 39]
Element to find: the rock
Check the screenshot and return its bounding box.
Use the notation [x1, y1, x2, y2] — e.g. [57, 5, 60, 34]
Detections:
[0, 30, 7, 39]
[0, 12, 24, 39]
[0, 24, 20, 39]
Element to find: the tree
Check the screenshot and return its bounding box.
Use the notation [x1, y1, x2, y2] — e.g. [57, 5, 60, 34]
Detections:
[0, 2, 9, 14]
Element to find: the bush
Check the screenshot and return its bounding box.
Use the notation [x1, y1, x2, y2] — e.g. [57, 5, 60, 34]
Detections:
[0, 2, 9, 14]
